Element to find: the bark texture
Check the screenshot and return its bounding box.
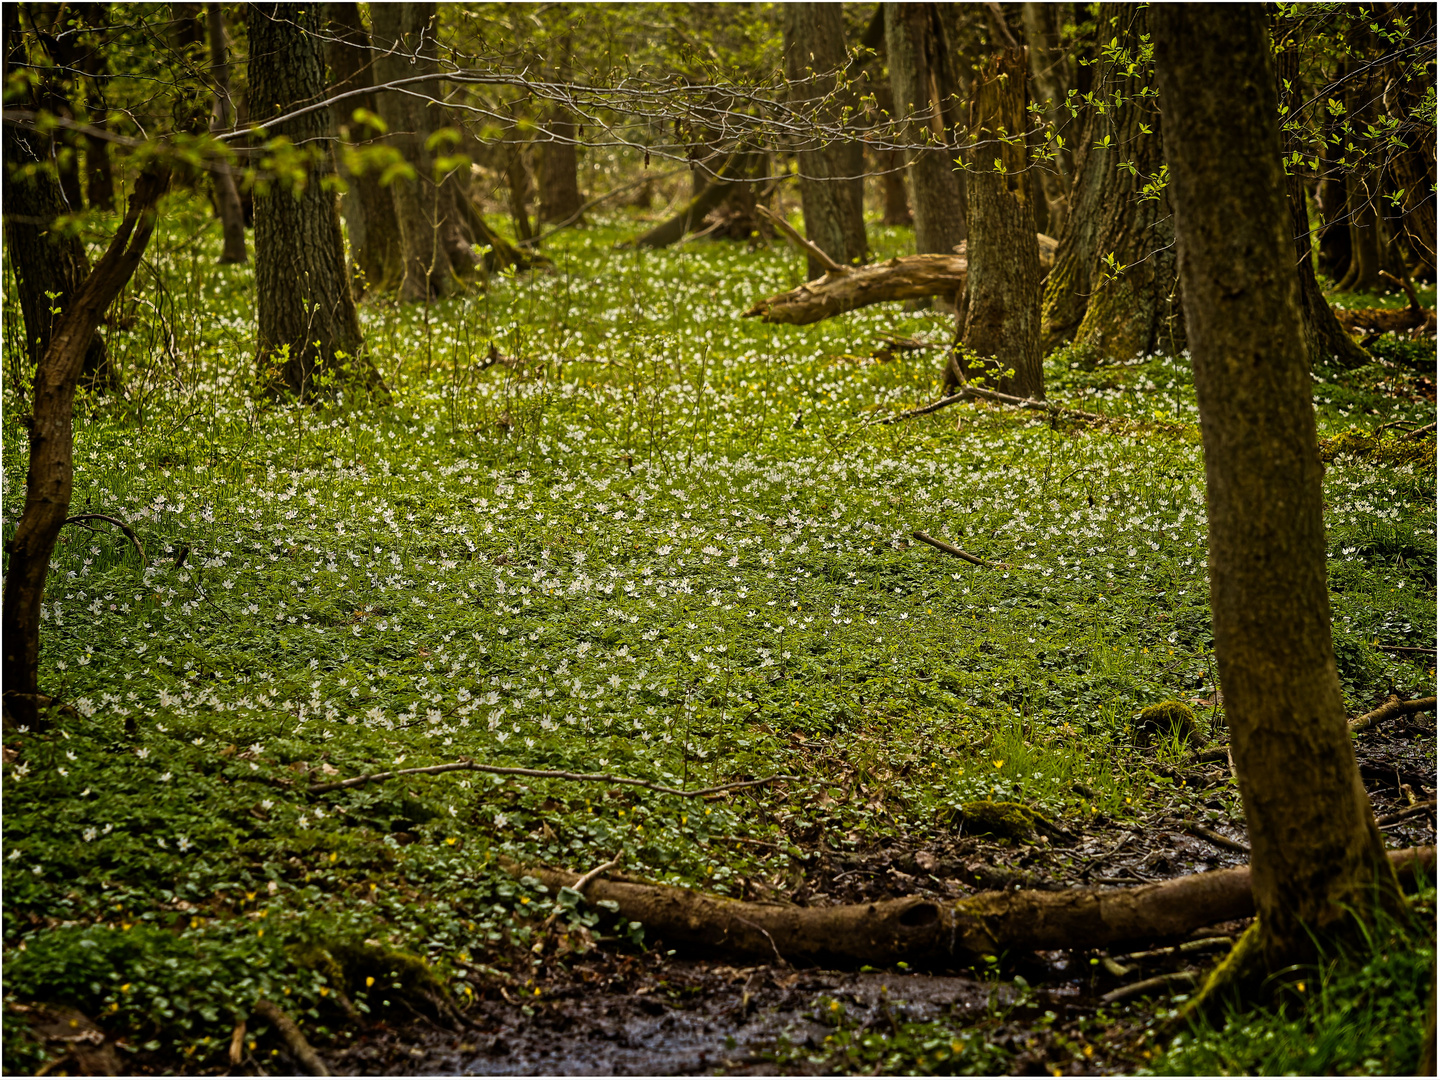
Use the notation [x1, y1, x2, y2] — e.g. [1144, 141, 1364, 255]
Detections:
[884, 2, 966, 253]
[1153, 3, 1401, 969]
[2, 165, 169, 732]
[324, 1, 403, 293]
[782, 3, 868, 277]
[537, 35, 583, 226]
[959, 50, 1043, 400]
[2, 7, 110, 384]
[247, 3, 373, 397]
[1020, 2, 1074, 237]
[207, 4, 247, 264]
[624, 154, 753, 249]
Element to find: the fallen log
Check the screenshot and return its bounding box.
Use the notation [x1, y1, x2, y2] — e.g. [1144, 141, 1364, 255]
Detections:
[743, 234, 1058, 325]
[509, 846, 1433, 968]
[1349, 694, 1437, 733]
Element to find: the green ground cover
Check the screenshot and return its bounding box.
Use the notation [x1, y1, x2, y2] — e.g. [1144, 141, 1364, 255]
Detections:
[3, 197, 1435, 1073]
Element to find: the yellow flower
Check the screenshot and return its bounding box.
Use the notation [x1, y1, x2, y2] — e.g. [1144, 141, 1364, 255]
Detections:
[366, 976, 375, 987]
[993, 759, 1005, 769]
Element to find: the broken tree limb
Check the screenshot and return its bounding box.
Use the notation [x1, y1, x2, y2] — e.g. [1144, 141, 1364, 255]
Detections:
[508, 846, 1433, 968]
[308, 760, 798, 798]
[872, 383, 1111, 429]
[743, 234, 1057, 325]
[1349, 694, 1437, 733]
[253, 999, 330, 1077]
[754, 205, 846, 274]
[61, 513, 146, 567]
[1100, 970, 1198, 1005]
[621, 154, 746, 249]
[912, 531, 989, 567]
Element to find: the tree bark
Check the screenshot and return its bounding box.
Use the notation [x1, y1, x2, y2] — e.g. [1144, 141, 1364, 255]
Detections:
[537, 34, 583, 226]
[1, 164, 169, 732]
[2, 7, 111, 386]
[1020, 2, 1074, 237]
[207, 4, 247, 264]
[782, 3, 868, 277]
[624, 153, 752, 249]
[247, 3, 376, 398]
[884, 2, 966, 253]
[959, 50, 1043, 400]
[1154, 2, 1401, 971]
[323, 1, 403, 294]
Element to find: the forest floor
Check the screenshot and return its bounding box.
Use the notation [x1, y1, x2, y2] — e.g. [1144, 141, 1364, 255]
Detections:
[3, 201, 1436, 1076]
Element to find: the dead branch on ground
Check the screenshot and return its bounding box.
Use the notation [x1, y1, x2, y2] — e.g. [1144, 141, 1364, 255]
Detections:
[912, 531, 990, 567]
[1349, 694, 1437, 733]
[309, 760, 798, 798]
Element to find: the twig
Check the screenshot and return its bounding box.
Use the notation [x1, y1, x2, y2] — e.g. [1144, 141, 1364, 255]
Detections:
[521, 166, 689, 246]
[873, 384, 1111, 428]
[1379, 269, 1422, 312]
[61, 513, 146, 567]
[1376, 799, 1436, 828]
[572, 852, 623, 895]
[1182, 822, 1250, 855]
[1115, 936, 1234, 964]
[1349, 695, 1437, 733]
[253, 999, 330, 1076]
[912, 530, 989, 567]
[1078, 831, 1134, 876]
[1375, 644, 1438, 653]
[1099, 970, 1198, 1005]
[754, 205, 846, 274]
[309, 760, 800, 797]
[229, 1019, 247, 1066]
[1405, 421, 1436, 440]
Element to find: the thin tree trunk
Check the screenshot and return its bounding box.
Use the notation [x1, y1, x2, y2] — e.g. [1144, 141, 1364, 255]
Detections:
[504, 132, 536, 243]
[248, 2, 377, 398]
[958, 50, 1043, 400]
[782, 3, 868, 277]
[537, 34, 583, 226]
[884, 2, 966, 253]
[207, 4, 247, 264]
[324, 1, 403, 293]
[1153, 2, 1400, 976]
[1020, 2, 1074, 237]
[1, 165, 170, 732]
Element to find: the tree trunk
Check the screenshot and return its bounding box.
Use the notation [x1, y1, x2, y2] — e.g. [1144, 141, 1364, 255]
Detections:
[1341, 174, 1383, 293]
[1153, 2, 1402, 974]
[247, 3, 376, 398]
[1, 164, 169, 732]
[206, 4, 247, 264]
[1274, 37, 1371, 369]
[39, 4, 115, 212]
[884, 2, 966, 253]
[369, 1, 473, 301]
[782, 3, 868, 277]
[1020, 2, 1074, 237]
[2, 7, 110, 386]
[323, 1, 403, 293]
[959, 50, 1043, 400]
[537, 34, 583, 227]
[624, 153, 751, 248]
[503, 131, 536, 243]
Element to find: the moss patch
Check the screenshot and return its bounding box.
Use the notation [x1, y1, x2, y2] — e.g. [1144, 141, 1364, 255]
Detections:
[1319, 428, 1436, 470]
[948, 800, 1038, 839]
[1134, 700, 1201, 748]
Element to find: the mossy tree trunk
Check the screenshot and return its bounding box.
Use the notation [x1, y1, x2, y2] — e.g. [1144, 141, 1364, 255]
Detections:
[884, 1, 965, 254]
[782, 3, 868, 278]
[324, 1, 402, 293]
[1154, 2, 1401, 975]
[957, 50, 1043, 400]
[248, 3, 377, 398]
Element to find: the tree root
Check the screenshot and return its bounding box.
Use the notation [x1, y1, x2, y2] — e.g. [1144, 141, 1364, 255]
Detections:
[507, 847, 1434, 968]
[253, 999, 330, 1076]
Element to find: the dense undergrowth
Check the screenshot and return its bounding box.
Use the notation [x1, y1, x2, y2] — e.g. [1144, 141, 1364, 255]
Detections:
[2, 196, 1435, 1074]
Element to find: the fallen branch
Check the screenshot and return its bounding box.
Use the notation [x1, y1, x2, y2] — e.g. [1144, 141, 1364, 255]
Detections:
[1376, 799, 1437, 828]
[1100, 970, 1198, 1005]
[521, 166, 689, 247]
[253, 999, 330, 1077]
[309, 760, 799, 798]
[873, 383, 1112, 429]
[754, 205, 846, 274]
[506, 847, 1433, 967]
[61, 513, 147, 567]
[912, 531, 990, 567]
[1182, 821, 1250, 855]
[1349, 694, 1437, 733]
[572, 852, 624, 895]
[742, 234, 1057, 325]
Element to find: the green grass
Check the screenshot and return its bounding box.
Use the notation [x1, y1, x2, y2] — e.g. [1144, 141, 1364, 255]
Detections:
[2, 195, 1434, 1071]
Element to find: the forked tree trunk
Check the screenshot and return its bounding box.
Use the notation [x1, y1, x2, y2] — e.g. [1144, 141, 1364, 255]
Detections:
[248, 2, 377, 398]
[207, 4, 247, 264]
[324, 1, 403, 293]
[1154, 3, 1401, 972]
[1, 165, 170, 732]
[958, 50, 1043, 400]
[884, 2, 966, 253]
[537, 34, 584, 226]
[782, 3, 868, 277]
[2, 8, 110, 386]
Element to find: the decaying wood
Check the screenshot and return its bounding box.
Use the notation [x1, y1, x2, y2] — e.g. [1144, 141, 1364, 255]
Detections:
[912, 531, 990, 567]
[253, 999, 330, 1076]
[1349, 694, 1437, 733]
[309, 760, 798, 797]
[509, 846, 1434, 968]
[743, 234, 1057, 325]
[1331, 297, 1436, 340]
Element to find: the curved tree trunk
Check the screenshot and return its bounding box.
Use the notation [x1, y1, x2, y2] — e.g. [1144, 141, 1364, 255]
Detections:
[324, 1, 403, 294]
[207, 4, 247, 264]
[958, 50, 1043, 400]
[1065, 5, 1182, 360]
[1154, 2, 1401, 976]
[884, 2, 966, 254]
[2, 8, 110, 386]
[782, 3, 868, 277]
[537, 34, 584, 227]
[1, 165, 169, 732]
[248, 3, 376, 398]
